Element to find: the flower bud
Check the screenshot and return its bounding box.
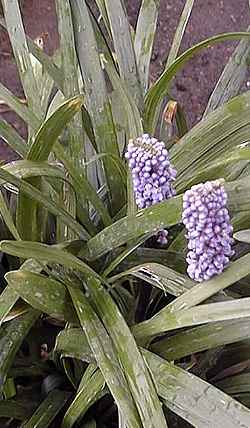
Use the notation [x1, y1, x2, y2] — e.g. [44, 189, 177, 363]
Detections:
[126, 134, 177, 245]
[182, 179, 234, 282]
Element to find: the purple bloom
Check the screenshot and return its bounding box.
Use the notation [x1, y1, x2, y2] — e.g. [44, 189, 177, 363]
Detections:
[125, 134, 177, 244]
[182, 179, 234, 282]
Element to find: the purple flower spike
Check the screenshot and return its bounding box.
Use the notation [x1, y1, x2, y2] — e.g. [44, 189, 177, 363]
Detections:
[125, 134, 177, 245]
[182, 179, 234, 282]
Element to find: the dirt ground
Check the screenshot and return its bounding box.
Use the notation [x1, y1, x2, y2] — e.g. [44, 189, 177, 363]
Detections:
[1, 0, 250, 161]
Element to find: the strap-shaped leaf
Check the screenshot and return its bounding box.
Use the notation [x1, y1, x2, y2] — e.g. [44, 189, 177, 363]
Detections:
[102, 59, 143, 215]
[27, 95, 84, 161]
[55, 0, 85, 168]
[234, 229, 250, 244]
[165, 0, 194, 67]
[173, 91, 250, 187]
[145, 32, 250, 133]
[2, 0, 41, 119]
[61, 367, 106, 428]
[21, 390, 70, 428]
[68, 287, 142, 428]
[0, 399, 33, 420]
[104, 0, 143, 107]
[0, 82, 40, 129]
[151, 318, 250, 360]
[0, 118, 26, 157]
[204, 25, 250, 116]
[136, 297, 250, 340]
[143, 349, 250, 428]
[55, 328, 250, 427]
[0, 241, 107, 287]
[102, 233, 153, 277]
[18, 95, 83, 241]
[0, 286, 19, 326]
[178, 147, 250, 192]
[0, 241, 167, 426]
[56, 328, 94, 363]
[2, 160, 66, 182]
[82, 176, 250, 260]
[0, 16, 64, 92]
[54, 143, 112, 227]
[5, 270, 77, 323]
[0, 168, 89, 239]
[0, 190, 20, 240]
[0, 309, 40, 392]
[108, 263, 194, 296]
[70, 0, 123, 213]
[134, 0, 160, 93]
[86, 277, 168, 428]
[133, 253, 250, 341]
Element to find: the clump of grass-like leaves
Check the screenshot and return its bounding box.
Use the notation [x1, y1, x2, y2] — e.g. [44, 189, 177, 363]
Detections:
[0, 0, 250, 427]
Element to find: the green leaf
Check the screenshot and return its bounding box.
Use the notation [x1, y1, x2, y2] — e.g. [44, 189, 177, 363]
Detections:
[204, 25, 250, 116]
[145, 32, 250, 133]
[54, 328, 250, 427]
[135, 297, 250, 341]
[151, 318, 250, 360]
[165, 0, 194, 67]
[0, 241, 107, 288]
[134, 0, 160, 93]
[234, 229, 250, 244]
[54, 142, 112, 227]
[86, 277, 168, 428]
[0, 82, 40, 129]
[2, 0, 42, 119]
[104, 0, 143, 107]
[178, 147, 250, 192]
[0, 241, 166, 426]
[25, 42, 63, 92]
[0, 190, 20, 240]
[95, 0, 110, 36]
[216, 373, 250, 395]
[0, 16, 64, 92]
[5, 270, 77, 323]
[68, 287, 142, 428]
[103, 59, 143, 139]
[0, 168, 89, 240]
[83, 195, 183, 260]
[175, 103, 189, 137]
[0, 286, 19, 326]
[133, 253, 250, 341]
[0, 309, 40, 392]
[21, 390, 70, 428]
[27, 95, 84, 161]
[173, 91, 250, 188]
[55, 0, 85, 167]
[143, 349, 250, 428]
[71, 0, 123, 213]
[102, 233, 153, 277]
[108, 263, 194, 296]
[0, 400, 32, 420]
[102, 58, 143, 215]
[56, 328, 93, 362]
[2, 160, 66, 182]
[83, 176, 250, 260]
[0, 118, 26, 157]
[61, 368, 106, 428]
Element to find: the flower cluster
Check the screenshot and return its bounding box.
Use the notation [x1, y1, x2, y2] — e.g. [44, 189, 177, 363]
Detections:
[125, 134, 177, 244]
[182, 179, 234, 282]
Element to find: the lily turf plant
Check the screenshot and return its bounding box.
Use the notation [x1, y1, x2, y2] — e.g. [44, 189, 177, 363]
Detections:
[1, 0, 250, 427]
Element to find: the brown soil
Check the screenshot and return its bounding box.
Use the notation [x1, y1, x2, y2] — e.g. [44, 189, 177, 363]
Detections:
[1, 0, 250, 161]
